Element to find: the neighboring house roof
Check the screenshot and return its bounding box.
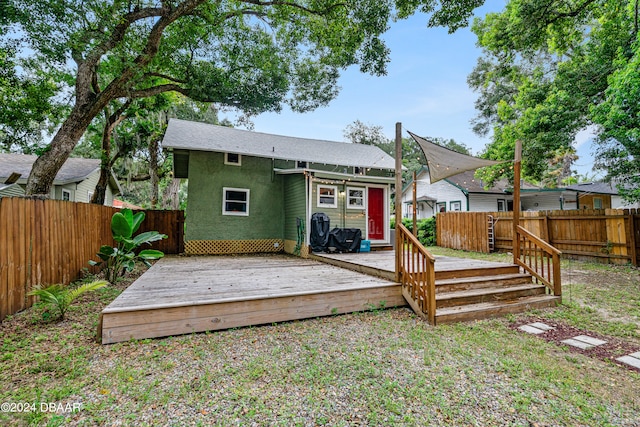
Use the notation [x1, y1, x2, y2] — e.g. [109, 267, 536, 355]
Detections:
[162, 119, 396, 170]
[0, 182, 25, 196]
[0, 153, 122, 194]
[405, 195, 437, 206]
[0, 153, 99, 185]
[565, 182, 619, 195]
[404, 168, 539, 195]
[446, 170, 539, 194]
[113, 199, 143, 209]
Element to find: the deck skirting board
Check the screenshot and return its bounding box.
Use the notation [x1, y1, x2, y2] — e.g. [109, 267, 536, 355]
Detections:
[184, 239, 285, 255]
[101, 285, 405, 344]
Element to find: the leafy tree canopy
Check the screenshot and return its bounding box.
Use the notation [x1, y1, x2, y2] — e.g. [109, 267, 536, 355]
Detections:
[468, 0, 640, 202]
[468, 0, 638, 198]
[343, 120, 470, 181]
[2, 0, 489, 195]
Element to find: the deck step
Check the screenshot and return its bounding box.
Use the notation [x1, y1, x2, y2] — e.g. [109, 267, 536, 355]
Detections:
[435, 294, 561, 324]
[436, 273, 533, 293]
[436, 283, 547, 308]
[435, 264, 520, 280]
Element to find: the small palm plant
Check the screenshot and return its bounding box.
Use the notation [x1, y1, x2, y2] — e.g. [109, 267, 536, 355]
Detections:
[28, 280, 108, 320]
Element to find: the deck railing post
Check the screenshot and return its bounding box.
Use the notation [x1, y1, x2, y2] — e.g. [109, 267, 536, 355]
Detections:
[395, 122, 403, 283]
[513, 140, 522, 265]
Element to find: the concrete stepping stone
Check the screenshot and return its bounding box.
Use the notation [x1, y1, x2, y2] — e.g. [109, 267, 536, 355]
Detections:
[529, 322, 554, 331]
[518, 322, 554, 335]
[616, 352, 640, 369]
[561, 335, 607, 350]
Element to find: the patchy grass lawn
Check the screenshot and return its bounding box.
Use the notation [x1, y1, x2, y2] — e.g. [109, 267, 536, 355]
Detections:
[1, 251, 639, 426]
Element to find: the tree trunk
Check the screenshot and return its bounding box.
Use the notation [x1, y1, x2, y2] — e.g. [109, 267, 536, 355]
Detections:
[26, 106, 101, 195]
[162, 177, 181, 210]
[91, 168, 111, 205]
[25, 81, 116, 196]
[91, 103, 130, 204]
[149, 137, 159, 208]
[91, 112, 114, 205]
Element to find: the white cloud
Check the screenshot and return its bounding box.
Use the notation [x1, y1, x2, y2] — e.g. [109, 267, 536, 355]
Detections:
[573, 125, 598, 148]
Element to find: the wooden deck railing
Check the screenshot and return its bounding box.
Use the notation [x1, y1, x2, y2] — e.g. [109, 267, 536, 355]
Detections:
[397, 223, 437, 324]
[515, 225, 562, 296]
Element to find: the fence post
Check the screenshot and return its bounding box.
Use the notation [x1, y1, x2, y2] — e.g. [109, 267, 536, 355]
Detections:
[605, 208, 628, 264]
[627, 210, 637, 267]
[512, 140, 522, 264]
[177, 210, 185, 254]
[394, 122, 403, 283]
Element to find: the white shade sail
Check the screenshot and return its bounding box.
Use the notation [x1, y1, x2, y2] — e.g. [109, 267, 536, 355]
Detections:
[408, 131, 502, 183]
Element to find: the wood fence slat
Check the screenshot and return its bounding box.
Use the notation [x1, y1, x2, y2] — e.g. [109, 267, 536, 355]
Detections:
[0, 198, 185, 321]
[16, 198, 27, 314]
[26, 199, 34, 306]
[438, 208, 637, 264]
[0, 198, 8, 320]
[8, 198, 19, 316]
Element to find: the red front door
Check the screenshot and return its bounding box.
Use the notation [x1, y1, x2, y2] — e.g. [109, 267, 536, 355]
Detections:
[367, 187, 385, 240]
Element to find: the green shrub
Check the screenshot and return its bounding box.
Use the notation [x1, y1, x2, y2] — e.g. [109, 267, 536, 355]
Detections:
[28, 280, 108, 320]
[390, 216, 436, 246]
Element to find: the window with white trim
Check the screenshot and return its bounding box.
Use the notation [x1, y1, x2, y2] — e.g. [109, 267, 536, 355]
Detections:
[450, 201, 462, 211]
[347, 187, 365, 209]
[593, 197, 603, 209]
[222, 187, 249, 216]
[317, 185, 337, 208]
[224, 153, 241, 166]
[62, 189, 71, 201]
[436, 202, 446, 213]
[497, 199, 506, 212]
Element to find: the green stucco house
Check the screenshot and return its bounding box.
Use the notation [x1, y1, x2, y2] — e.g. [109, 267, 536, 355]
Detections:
[162, 119, 397, 256]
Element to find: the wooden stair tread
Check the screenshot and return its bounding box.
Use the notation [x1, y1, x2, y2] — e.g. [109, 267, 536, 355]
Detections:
[435, 294, 561, 323]
[436, 272, 531, 286]
[436, 283, 545, 301]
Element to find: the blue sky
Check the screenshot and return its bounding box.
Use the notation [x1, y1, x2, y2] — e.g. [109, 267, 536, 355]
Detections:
[248, 10, 491, 153]
[236, 1, 600, 177]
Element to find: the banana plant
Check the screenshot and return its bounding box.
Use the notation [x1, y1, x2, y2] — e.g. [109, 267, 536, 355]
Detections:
[90, 209, 167, 283]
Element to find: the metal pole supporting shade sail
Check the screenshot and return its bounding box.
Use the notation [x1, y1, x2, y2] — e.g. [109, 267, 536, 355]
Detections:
[408, 131, 502, 183]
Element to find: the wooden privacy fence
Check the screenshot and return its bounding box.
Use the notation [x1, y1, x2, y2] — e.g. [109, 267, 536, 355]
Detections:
[437, 209, 639, 266]
[0, 197, 185, 321]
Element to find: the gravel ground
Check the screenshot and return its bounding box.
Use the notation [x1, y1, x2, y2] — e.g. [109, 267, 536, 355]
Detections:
[1, 257, 639, 426]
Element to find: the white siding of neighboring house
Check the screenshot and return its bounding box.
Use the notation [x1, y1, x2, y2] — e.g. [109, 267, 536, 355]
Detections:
[0, 184, 25, 198]
[468, 193, 508, 212]
[612, 195, 640, 209]
[51, 171, 115, 206]
[402, 172, 466, 219]
[104, 185, 114, 206]
[75, 170, 100, 203]
[522, 192, 570, 211]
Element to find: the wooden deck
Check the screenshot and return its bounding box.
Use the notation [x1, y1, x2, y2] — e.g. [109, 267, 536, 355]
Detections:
[99, 254, 406, 344]
[310, 251, 517, 280]
[100, 251, 560, 343]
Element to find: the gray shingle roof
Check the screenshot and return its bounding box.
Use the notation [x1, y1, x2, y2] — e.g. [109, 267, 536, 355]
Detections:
[0, 153, 101, 185]
[445, 170, 540, 193]
[162, 119, 396, 170]
[565, 182, 619, 195]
